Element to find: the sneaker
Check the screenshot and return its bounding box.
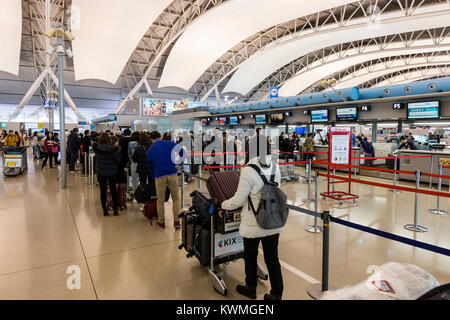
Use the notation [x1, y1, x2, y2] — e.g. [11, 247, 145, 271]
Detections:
[236, 285, 257, 299]
[102, 208, 109, 216]
[132, 199, 138, 204]
[174, 221, 181, 229]
[156, 222, 165, 229]
[139, 205, 145, 212]
[113, 208, 119, 216]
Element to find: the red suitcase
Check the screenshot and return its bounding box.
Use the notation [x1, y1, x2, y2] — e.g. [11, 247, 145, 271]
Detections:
[143, 199, 158, 224]
[107, 183, 127, 210]
[206, 171, 240, 206]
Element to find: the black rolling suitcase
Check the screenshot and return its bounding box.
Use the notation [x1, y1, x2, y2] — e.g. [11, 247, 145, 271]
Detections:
[190, 189, 212, 224]
[194, 225, 210, 267]
[179, 210, 210, 266]
[179, 210, 199, 258]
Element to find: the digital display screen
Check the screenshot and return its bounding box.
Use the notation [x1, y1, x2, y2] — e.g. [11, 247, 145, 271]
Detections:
[32, 128, 46, 137]
[143, 98, 174, 116]
[219, 117, 227, 125]
[255, 114, 267, 124]
[407, 101, 440, 119]
[311, 109, 328, 122]
[143, 98, 207, 116]
[201, 119, 208, 126]
[336, 107, 358, 121]
[270, 113, 284, 124]
[360, 105, 371, 112]
[229, 116, 238, 125]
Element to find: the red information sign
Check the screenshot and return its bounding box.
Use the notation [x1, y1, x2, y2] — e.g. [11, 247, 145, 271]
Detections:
[321, 126, 359, 204]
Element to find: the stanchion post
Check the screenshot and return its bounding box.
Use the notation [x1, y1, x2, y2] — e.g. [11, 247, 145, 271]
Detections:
[84, 151, 88, 177]
[404, 170, 428, 232]
[307, 210, 331, 299]
[322, 211, 330, 292]
[429, 155, 434, 189]
[198, 165, 202, 189]
[353, 156, 357, 179]
[305, 171, 323, 234]
[181, 167, 185, 209]
[428, 163, 448, 216]
[390, 154, 401, 193]
[89, 155, 94, 187]
[302, 159, 313, 203]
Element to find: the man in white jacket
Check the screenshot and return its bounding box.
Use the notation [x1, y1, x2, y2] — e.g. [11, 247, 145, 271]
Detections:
[221, 136, 284, 300]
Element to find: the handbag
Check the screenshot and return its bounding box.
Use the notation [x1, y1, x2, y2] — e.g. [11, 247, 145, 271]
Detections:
[51, 145, 58, 153]
[134, 183, 156, 203]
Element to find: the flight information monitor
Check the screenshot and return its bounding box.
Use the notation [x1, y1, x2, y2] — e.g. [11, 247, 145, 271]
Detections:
[311, 109, 328, 122]
[229, 116, 239, 125]
[255, 114, 267, 124]
[407, 101, 440, 119]
[336, 107, 358, 121]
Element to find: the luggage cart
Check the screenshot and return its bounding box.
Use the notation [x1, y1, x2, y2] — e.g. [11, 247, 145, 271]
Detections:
[2, 146, 28, 177]
[179, 205, 268, 296]
[280, 157, 300, 182]
[208, 207, 268, 296]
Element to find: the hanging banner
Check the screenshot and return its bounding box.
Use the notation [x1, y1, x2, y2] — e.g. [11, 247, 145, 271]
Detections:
[38, 123, 44, 129]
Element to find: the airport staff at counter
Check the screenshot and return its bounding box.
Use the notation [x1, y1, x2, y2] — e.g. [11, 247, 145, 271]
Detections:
[396, 136, 419, 151]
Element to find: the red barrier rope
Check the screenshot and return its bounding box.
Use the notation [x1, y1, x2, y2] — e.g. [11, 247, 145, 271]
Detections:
[319, 161, 416, 175]
[319, 172, 450, 198]
[277, 151, 329, 154]
[202, 159, 327, 170]
[353, 156, 394, 160]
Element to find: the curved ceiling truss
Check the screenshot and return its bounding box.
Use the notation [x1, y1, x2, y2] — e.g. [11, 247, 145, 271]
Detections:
[245, 27, 450, 100]
[301, 50, 450, 93]
[359, 64, 450, 88]
[184, 0, 450, 102]
[116, 0, 227, 113]
[375, 74, 450, 87]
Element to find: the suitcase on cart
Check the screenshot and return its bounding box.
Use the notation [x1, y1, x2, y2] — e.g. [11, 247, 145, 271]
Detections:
[179, 210, 210, 266]
[190, 189, 212, 225]
[107, 183, 127, 210]
[206, 171, 240, 206]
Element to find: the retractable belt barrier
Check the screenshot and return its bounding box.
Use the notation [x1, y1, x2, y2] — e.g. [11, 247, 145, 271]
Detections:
[330, 216, 450, 257]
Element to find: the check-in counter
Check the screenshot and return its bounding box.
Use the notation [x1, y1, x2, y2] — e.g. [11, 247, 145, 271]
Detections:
[313, 145, 360, 173]
[398, 149, 450, 186]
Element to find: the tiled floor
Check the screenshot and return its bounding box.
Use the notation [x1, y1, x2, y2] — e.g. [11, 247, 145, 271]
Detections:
[0, 151, 449, 300]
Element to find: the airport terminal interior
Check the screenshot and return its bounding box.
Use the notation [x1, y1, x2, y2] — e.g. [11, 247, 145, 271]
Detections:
[0, 0, 449, 301]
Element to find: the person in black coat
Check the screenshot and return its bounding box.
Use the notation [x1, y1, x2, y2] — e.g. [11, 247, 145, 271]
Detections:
[132, 132, 153, 185]
[67, 128, 82, 172]
[92, 132, 121, 216]
[118, 129, 131, 183]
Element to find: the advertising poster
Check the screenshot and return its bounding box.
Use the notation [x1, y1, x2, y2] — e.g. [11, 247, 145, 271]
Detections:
[142, 98, 174, 116]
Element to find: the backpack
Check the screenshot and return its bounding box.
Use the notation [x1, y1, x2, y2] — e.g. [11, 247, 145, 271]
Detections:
[247, 163, 289, 230]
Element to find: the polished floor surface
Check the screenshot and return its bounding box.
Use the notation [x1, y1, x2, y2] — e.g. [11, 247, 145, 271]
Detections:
[0, 152, 449, 300]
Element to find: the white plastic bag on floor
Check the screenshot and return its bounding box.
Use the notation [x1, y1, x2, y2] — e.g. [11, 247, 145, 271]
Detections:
[320, 262, 440, 300]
